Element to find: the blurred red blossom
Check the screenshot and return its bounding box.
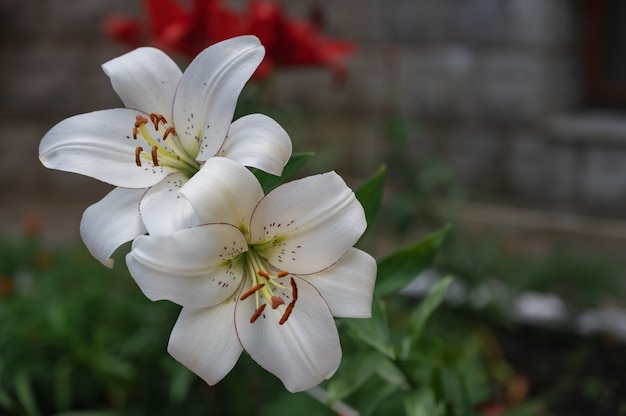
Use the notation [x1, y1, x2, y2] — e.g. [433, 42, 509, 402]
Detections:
[104, 0, 354, 81]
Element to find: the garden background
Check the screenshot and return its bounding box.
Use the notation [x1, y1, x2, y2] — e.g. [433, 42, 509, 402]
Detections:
[2, 0, 626, 415]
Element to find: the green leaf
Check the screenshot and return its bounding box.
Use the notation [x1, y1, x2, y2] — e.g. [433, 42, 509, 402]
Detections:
[375, 223, 451, 297]
[355, 165, 386, 236]
[14, 371, 40, 416]
[326, 352, 387, 405]
[402, 276, 453, 358]
[404, 389, 445, 416]
[169, 364, 194, 403]
[251, 152, 315, 193]
[342, 297, 395, 359]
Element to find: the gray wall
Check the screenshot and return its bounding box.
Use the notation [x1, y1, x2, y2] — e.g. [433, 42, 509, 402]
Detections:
[2, 0, 625, 239]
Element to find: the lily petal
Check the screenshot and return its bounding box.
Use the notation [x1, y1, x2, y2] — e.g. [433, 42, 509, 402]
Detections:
[139, 173, 199, 236]
[102, 46, 182, 119]
[305, 248, 377, 318]
[39, 109, 174, 187]
[218, 113, 292, 176]
[250, 172, 366, 275]
[126, 223, 248, 308]
[79, 187, 147, 267]
[180, 158, 263, 230]
[168, 302, 244, 387]
[235, 277, 341, 392]
[173, 35, 264, 160]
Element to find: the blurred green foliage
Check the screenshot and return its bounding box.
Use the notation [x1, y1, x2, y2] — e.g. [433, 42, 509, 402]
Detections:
[5, 112, 626, 415]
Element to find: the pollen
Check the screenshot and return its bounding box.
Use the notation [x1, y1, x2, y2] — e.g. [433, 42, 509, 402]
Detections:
[149, 112, 167, 129]
[279, 301, 295, 325]
[277, 271, 289, 278]
[151, 145, 159, 166]
[135, 114, 148, 127]
[257, 270, 270, 279]
[250, 303, 266, 323]
[239, 283, 265, 301]
[163, 126, 176, 141]
[290, 277, 298, 301]
[135, 146, 143, 167]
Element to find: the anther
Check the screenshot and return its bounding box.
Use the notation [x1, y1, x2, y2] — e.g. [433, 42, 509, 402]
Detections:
[132, 126, 139, 140]
[290, 277, 298, 301]
[277, 271, 289, 278]
[163, 126, 176, 141]
[151, 145, 159, 166]
[271, 295, 285, 309]
[135, 146, 143, 167]
[279, 301, 295, 325]
[257, 270, 270, 279]
[250, 303, 266, 323]
[149, 112, 167, 130]
[135, 114, 148, 127]
[239, 283, 265, 301]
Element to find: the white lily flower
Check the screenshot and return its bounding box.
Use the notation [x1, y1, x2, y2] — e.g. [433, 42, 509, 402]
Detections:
[126, 157, 377, 392]
[39, 36, 292, 266]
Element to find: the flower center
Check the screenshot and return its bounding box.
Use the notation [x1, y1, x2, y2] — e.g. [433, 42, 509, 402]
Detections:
[239, 249, 298, 325]
[131, 112, 201, 177]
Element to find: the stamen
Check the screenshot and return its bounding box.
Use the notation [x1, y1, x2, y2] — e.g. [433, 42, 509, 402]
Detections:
[271, 295, 285, 309]
[151, 145, 159, 166]
[163, 126, 176, 141]
[132, 126, 139, 140]
[290, 277, 298, 301]
[135, 146, 143, 167]
[257, 270, 270, 279]
[239, 283, 265, 301]
[277, 271, 289, 278]
[250, 303, 266, 323]
[135, 114, 148, 127]
[279, 302, 295, 325]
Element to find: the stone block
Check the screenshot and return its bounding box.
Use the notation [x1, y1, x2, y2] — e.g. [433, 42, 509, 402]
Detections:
[42, 0, 141, 36]
[476, 51, 546, 121]
[447, 0, 512, 44]
[400, 46, 478, 119]
[580, 147, 626, 210]
[508, 132, 576, 204]
[444, 126, 501, 189]
[1, 45, 88, 118]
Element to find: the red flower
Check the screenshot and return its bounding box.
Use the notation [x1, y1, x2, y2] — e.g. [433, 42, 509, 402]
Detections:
[104, 0, 354, 80]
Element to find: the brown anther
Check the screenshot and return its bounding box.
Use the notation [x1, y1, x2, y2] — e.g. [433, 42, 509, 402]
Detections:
[163, 126, 176, 141]
[279, 301, 295, 325]
[257, 270, 270, 279]
[134, 114, 148, 127]
[250, 303, 266, 323]
[149, 112, 167, 129]
[239, 283, 265, 301]
[149, 113, 160, 130]
[151, 145, 160, 166]
[132, 126, 139, 140]
[277, 271, 289, 278]
[271, 295, 285, 309]
[135, 146, 143, 167]
[290, 277, 298, 301]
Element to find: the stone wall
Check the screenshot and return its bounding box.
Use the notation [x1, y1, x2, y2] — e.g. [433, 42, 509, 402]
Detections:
[2, 0, 625, 239]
